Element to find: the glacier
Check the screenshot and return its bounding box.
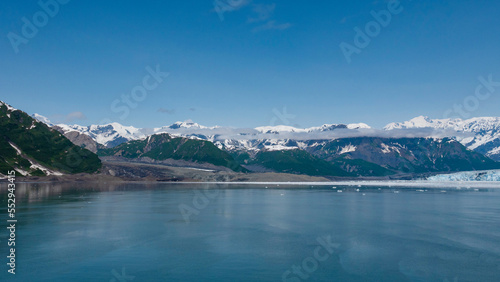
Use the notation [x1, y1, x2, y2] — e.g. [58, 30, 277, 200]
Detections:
[428, 170, 500, 181]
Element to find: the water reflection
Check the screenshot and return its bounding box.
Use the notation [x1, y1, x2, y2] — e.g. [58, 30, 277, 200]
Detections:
[0, 183, 498, 281]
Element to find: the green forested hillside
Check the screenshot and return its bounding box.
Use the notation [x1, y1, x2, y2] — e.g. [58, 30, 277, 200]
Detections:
[99, 133, 245, 172]
[249, 149, 353, 177]
[0, 101, 101, 175]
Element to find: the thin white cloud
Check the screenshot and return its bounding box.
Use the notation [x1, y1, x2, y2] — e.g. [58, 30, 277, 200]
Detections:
[248, 3, 276, 23]
[156, 127, 472, 141]
[63, 111, 86, 123]
[157, 108, 175, 114]
[49, 111, 87, 124]
[252, 20, 292, 32]
[213, 0, 252, 19]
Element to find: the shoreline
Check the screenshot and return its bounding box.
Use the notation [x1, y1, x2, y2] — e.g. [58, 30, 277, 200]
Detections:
[3, 179, 500, 189]
[188, 180, 500, 188]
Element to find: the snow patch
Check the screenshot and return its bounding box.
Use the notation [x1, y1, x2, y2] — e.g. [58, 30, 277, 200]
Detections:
[29, 163, 63, 176]
[264, 144, 298, 151]
[381, 143, 391, 154]
[8, 141, 63, 176]
[14, 168, 29, 176]
[186, 167, 215, 172]
[339, 144, 356, 154]
[487, 146, 500, 156]
[0, 101, 16, 112]
[9, 142, 23, 155]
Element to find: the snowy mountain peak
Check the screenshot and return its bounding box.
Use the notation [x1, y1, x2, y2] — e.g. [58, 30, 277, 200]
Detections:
[168, 120, 207, 130]
[54, 122, 146, 148]
[407, 115, 433, 126]
[462, 117, 500, 132]
[22, 110, 500, 162]
[0, 101, 17, 112]
[384, 116, 500, 161]
[308, 123, 371, 132]
[384, 116, 435, 130]
[307, 124, 348, 132]
[383, 116, 471, 131]
[152, 120, 221, 134]
[347, 123, 371, 130]
[256, 123, 371, 134]
[31, 113, 53, 126]
[384, 116, 500, 132]
[255, 125, 306, 134]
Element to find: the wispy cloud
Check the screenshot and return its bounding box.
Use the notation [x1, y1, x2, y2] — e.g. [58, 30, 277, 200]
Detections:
[215, 1, 291, 32]
[47, 111, 88, 124]
[246, 3, 291, 32]
[214, 128, 472, 141]
[52, 111, 87, 123]
[253, 20, 292, 32]
[213, 0, 252, 21]
[155, 126, 472, 141]
[157, 108, 175, 114]
[248, 4, 276, 23]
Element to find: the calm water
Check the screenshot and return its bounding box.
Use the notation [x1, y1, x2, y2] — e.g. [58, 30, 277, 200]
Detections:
[1, 182, 500, 281]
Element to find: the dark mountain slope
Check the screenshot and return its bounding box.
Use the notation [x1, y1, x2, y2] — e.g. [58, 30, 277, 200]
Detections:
[307, 137, 500, 174]
[98, 133, 245, 172]
[0, 101, 101, 175]
[248, 149, 353, 177]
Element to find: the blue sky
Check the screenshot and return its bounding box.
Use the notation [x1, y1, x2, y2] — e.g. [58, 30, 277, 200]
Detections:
[1, 0, 500, 129]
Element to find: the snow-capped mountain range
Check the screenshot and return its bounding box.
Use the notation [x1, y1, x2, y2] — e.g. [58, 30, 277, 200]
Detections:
[32, 113, 374, 150]
[55, 122, 148, 148]
[31, 113, 500, 161]
[255, 123, 370, 134]
[385, 116, 500, 160]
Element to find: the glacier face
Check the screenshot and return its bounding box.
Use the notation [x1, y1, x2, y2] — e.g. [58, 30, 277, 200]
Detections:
[428, 170, 500, 181]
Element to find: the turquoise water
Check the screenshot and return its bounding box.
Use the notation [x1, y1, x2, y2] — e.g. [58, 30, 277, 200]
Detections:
[1, 183, 500, 281]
